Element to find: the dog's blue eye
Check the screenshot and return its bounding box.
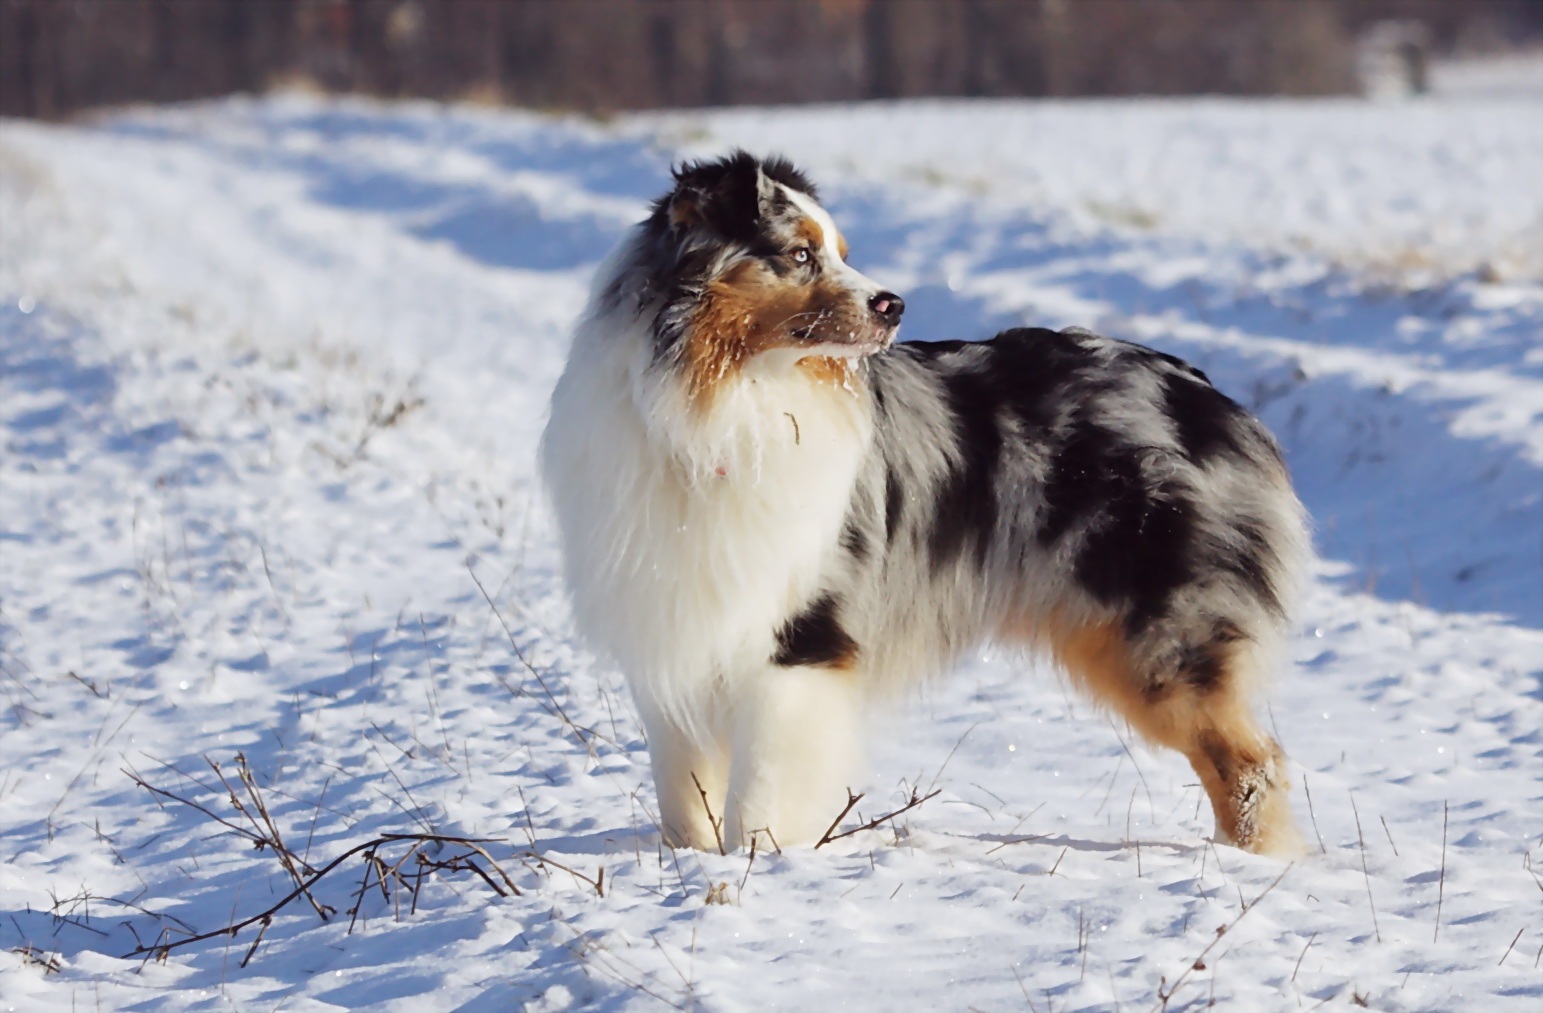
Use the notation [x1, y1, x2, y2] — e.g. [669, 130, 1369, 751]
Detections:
[793, 248, 811, 264]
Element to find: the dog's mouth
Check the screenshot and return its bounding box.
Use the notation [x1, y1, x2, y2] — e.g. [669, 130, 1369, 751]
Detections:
[795, 336, 891, 360]
[789, 320, 898, 358]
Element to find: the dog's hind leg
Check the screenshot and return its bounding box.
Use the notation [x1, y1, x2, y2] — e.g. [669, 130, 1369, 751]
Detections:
[722, 665, 866, 850]
[1051, 620, 1305, 858]
[639, 707, 731, 851]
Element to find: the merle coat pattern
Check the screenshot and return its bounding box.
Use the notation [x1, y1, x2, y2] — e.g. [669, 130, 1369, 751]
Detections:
[542, 151, 1307, 857]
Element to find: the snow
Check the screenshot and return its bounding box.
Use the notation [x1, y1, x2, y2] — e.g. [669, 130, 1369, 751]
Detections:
[2, 90, 1540, 1012]
[1431, 50, 1543, 101]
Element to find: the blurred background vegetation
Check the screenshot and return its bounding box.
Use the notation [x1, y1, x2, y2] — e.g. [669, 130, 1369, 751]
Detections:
[3, 0, 1540, 119]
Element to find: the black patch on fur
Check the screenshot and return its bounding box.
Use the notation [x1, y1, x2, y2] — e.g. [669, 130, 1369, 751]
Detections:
[1147, 348, 1211, 386]
[883, 468, 904, 546]
[1176, 620, 1246, 694]
[773, 594, 857, 669]
[895, 330, 1107, 570]
[926, 363, 1003, 571]
[1035, 420, 1138, 548]
[886, 326, 1285, 638]
[989, 332, 1217, 632]
[664, 153, 762, 245]
[763, 186, 795, 219]
[1198, 731, 1234, 784]
[657, 150, 818, 247]
[1161, 370, 1246, 464]
[992, 328, 1103, 434]
[1207, 519, 1284, 618]
[900, 338, 970, 357]
[756, 153, 819, 200]
[1076, 475, 1198, 634]
[762, 254, 794, 277]
[841, 518, 870, 562]
[1038, 417, 1198, 632]
[643, 243, 722, 361]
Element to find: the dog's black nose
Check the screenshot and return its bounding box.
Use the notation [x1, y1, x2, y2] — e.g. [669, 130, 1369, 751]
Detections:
[869, 291, 905, 326]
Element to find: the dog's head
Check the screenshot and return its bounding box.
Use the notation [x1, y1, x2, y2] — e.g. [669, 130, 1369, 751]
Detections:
[616, 151, 903, 405]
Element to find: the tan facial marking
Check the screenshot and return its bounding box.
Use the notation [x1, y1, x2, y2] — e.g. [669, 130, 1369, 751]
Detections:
[793, 216, 825, 253]
[684, 257, 865, 411]
[836, 233, 849, 261]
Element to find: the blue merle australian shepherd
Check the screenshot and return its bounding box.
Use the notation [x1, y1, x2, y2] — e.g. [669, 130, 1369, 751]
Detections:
[542, 152, 1307, 857]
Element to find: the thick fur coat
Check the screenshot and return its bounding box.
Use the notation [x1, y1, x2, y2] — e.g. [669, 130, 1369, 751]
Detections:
[542, 152, 1307, 856]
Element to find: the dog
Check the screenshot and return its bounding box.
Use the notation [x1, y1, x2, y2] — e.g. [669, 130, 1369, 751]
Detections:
[541, 151, 1307, 857]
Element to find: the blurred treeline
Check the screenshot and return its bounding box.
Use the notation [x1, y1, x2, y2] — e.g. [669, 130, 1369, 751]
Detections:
[2, 0, 1539, 119]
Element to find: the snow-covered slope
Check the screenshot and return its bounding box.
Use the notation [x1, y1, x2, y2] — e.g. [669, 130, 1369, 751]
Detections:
[2, 94, 1539, 1012]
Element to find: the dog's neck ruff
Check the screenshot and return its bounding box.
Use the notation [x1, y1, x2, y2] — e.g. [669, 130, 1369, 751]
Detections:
[542, 298, 873, 734]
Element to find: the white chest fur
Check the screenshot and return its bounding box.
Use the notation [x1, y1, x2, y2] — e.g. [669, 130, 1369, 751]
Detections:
[541, 319, 872, 723]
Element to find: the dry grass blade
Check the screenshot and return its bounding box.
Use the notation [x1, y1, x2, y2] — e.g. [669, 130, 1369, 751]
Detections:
[466, 563, 615, 753]
[1303, 773, 1327, 855]
[1498, 927, 1524, 966]
[519, 849, 604, 897]
[1291, 931, 1318, 983]
[1152, 863, 1293, 1011]
[1350, 791, 1381, 943]
[124, 767, 266, 849]
[1434, 800, 1448, 943]
[11, 945, 63, 974]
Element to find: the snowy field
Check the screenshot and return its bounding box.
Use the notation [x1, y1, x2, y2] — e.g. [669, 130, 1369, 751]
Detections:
[1, 89, 1540, 1012]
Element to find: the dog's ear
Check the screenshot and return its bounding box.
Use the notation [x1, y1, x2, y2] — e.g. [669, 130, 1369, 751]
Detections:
[666, 151, 769, 244]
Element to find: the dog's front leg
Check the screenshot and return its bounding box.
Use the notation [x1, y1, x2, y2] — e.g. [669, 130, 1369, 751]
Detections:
[723, 665, 866, 850]
[640, 706, 730, 851]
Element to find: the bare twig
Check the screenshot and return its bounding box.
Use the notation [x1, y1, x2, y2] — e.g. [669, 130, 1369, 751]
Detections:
[815, 791, 864, 848]
[690, 772, 726, 856]
[815, 787, 942, 848]
[228, 755, 331, 918]
[134, 756, 338, 923]
[736, 835, 758, 902]
[11, 945, 62, 974]
[238, 916, 270, 969]
[64, 669, 107, 699]
[1011, 964, 1040, 1012]
[985, 832, 1050, 856]
[122, 833, 515, 963]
